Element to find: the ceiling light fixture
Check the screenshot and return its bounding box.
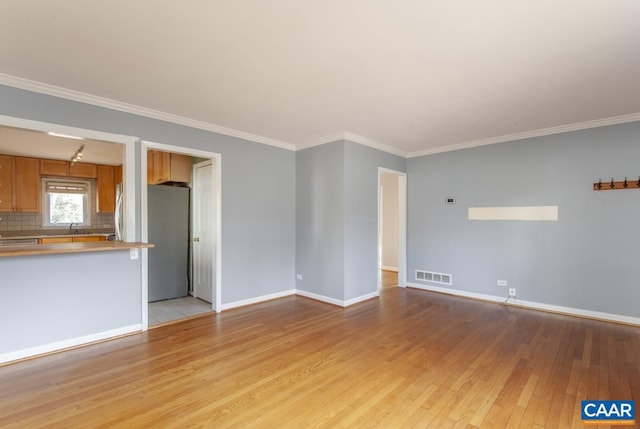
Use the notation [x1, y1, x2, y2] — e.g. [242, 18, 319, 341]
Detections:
[70, 144, 85, 165]
[48, 131, 85, 140]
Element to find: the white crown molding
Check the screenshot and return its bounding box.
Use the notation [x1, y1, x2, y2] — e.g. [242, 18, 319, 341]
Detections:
[297, 131, 408, 158]
[296, 132, 346, 151]
[0, 73, 296, 151]
[343, 132, 408, 158]
[407, 112, 640, 158]
[4, 73, 639, 159]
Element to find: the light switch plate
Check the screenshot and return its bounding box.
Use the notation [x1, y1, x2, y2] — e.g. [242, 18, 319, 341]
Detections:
[130, 248, 139, 260]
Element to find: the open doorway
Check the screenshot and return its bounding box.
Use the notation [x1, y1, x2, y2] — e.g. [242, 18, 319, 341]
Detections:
[141, 141, 221, 330]
[378, 167, 407, 292]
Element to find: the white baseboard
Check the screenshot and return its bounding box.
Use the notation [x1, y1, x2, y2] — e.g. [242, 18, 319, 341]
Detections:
[344, 291, 379, 307]
[381, 266, 399, 272]
[0, 324, 142, 365]
[295, 289, 379, 307]
[295, 289, 344, 307]
[221, 289, 295, 311]
[406, 282, 640, 326]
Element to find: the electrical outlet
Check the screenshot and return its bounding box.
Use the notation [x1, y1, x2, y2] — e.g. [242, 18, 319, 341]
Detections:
[497, 280, 508, 286]
[508, 288, 516, 297]
[296, 274, 303, 280]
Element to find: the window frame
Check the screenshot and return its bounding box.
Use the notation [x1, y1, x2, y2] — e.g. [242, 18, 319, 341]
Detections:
[41, 177, 92, 228]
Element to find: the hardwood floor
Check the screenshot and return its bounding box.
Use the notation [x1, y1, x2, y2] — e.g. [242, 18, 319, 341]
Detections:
[381, 269, 398, 288]
[1, 287, 639, 428]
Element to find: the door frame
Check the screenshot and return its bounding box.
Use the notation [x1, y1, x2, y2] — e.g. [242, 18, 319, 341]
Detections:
[141, 141, 222, 331]
[377, 167, 407, 291]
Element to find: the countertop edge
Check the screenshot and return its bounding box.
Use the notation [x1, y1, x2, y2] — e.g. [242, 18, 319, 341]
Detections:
[0, 242, 154, 258]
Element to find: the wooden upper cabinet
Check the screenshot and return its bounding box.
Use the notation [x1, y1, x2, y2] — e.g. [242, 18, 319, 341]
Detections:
[147, 150, 191, 184]
[14, 157, 40, 212]
[69, 162, 97, 178]
[114, 165, 123, 185]
[96, 165, 116, 213]
[147, 151, 154, 184]
[0, 155, 14, 211]
[39, 159, 97, 178]
[169, 153, 192, 183]
[153, 150, 169, 183]
[40, 159, 69, 176]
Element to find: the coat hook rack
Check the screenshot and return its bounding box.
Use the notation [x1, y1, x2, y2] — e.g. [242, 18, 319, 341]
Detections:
[593, 176, 640, 191]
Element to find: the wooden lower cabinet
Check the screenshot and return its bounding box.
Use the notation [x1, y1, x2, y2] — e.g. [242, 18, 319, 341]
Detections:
[39, 235, 107, 244]
[39, 237, 72, 244]
[72, 236, 106, 242]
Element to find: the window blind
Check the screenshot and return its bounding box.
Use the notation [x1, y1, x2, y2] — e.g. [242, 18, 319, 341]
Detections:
[45, 180, 89, 194]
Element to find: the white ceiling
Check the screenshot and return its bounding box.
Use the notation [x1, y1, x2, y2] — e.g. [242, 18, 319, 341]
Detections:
[1, 1, 639, 156]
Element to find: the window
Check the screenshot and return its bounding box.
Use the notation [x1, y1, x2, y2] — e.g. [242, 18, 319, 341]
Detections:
[42, 178, 92, 227]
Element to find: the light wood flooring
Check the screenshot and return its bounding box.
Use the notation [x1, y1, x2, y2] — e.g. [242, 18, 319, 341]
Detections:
[381, 269, 398, 288]
[1, 287, 639, 428]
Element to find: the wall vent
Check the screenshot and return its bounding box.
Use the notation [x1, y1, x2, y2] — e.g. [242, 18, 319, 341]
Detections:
[415, 270, 452, 285]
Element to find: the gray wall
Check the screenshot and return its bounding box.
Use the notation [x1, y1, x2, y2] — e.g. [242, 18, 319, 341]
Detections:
[407, 121, 640, 318]
[0, 85, 296, 306]
[343, 141, 405, 300]
[296, 142, 345, 300]
[0, 251, 140, 354]
[296, 140, 406, 302]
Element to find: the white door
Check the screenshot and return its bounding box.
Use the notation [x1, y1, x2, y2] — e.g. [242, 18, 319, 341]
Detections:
[193, 160, 215, 304]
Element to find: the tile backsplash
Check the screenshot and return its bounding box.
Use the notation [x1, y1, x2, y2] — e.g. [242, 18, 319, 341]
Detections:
[0, 179, 114, 235]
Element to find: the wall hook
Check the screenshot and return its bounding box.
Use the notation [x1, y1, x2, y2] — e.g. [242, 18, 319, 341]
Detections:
[593, 177, 639, 191]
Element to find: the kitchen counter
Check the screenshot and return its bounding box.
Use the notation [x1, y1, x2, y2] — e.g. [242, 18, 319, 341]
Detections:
[0, 241, 153, 258]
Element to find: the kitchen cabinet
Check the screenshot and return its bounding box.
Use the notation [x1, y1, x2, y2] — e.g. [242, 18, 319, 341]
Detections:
[147, 151, 154, 184]
[39, 235, 107, 244]
[147, 150, 191, 184]
[114, 165, 122, 185]
[69, 162, 97, 178]
[39, 237, 72, 244]
[71, 236, 106, 242]
[0, 155, 13, 211]
[41, 159, 97, 178]
[14, 157, 40, 212]
[40, 159, 69, 176]
[96, 165, 116, 213]
[0, 155, 40, 212]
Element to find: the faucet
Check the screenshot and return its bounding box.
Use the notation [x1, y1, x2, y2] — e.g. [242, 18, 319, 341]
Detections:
[69, 222, 77, 235]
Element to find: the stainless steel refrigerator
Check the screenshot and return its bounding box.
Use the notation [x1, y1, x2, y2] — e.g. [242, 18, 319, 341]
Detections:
[148, 184, 190, 302]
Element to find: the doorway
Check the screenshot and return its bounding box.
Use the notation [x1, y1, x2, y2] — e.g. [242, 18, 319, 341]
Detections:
[141, 141, 221, 330]
[378, 168, 407, 292]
